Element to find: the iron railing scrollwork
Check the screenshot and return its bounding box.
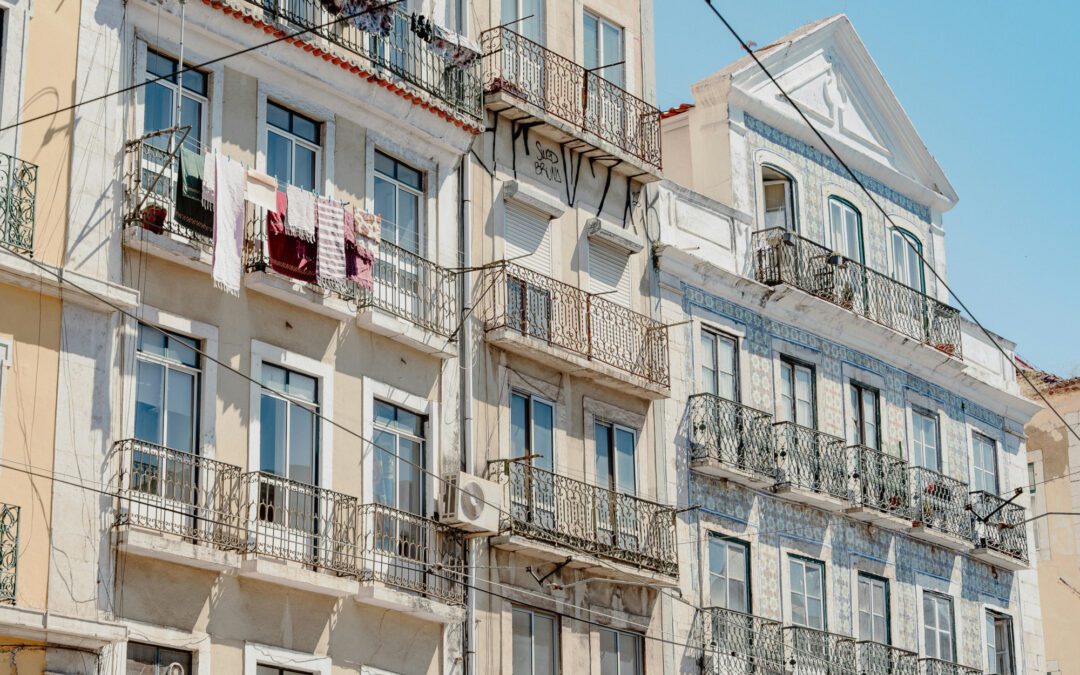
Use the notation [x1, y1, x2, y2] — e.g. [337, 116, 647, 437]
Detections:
[969, 490, 1028, 564]
[917, 657, 981, 675]
[908, 467, 973, 542]
[0, 502, 18, 605]
[752, 228, 962, 359]
[0, 150, 37, 254]
[701, 606, 784, 675]
[480, 261, 670, 387]
[856, 641, 919, 675]
[849, 445, 910, 519]
[480, 26, 662, 170]
[782, 626, 858, 675]
[687, 394, 777, 481]
[360, 238, 458, 337]
[487, 459, 677, 575]
[774, 422, 849, 501]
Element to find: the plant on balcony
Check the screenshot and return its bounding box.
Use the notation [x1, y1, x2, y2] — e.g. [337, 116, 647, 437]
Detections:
[140, 205, 167, 235]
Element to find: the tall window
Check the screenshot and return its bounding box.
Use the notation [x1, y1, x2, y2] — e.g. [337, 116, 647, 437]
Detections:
[374, 151, 423, 254]
[511, 392, 554, 472]
[259, 363, 319, 485]
[827, 197, 863, 263]
[778, 358, 815, 427]
[502, 0, 545, 43]
[583, 11, 624, 89]
[972, 432, 998, 494]
[762, 166, 795, 231]
[891, 229, 925, 292]
[373, 400, 425, 516]
[708, 536, 749, 613]
[595, 421, 636, 496]
[858, 573, 889, 644]
[701, 330, 738, 400]
[789, 556, 825, 630]
[600, 628, 643, 675]
[126, 642, 193, 675]
[849, 383, 880, 450]
[922, 592, 954, 661]
[143, 49, 208, 150]
[134, 324, 200, 454]
[266, 101, 319, 191]
[912, 410, 940, 472]
[986, 611, 1015, 675]
[513, 607, 558, 675]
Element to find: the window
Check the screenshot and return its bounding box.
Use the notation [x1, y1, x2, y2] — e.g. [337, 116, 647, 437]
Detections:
[259, 363, 319, 485]
[922, 592, 954, 661]
[762, 166, 795, 231]
[972, 432, 998, 494]
[143, 49, 208, 151]
[266, 101, 319, 191]
[708, 535, 749, 613]
[701, 330, 737, 400]
[126, 642, 193, 675]
[588, 239, 631, 307]
[1028, 463, 1036, 494]
[502, 0, 545, 43]
[778, 358, 815, 427]
[986, 612, 1015, 675]
[891, 229, 925, 293]
[849, 383, 879, 450]
[788, 556, 825, 630]
[595, 421, 636, 495]
[827, 197, 863, 263]
[858, 574, 889, 644]
[912, 410, 940, 472]
[374, 151, 423, 254]
[511, 392, 554, 472]
[134, 324, 200, 455]
[373, 400, 425, 516]
[599, 628, 642, 675]
[583, 11, 624, 89]
[513, 607, 558, 675]
[257, 668, 308, 675]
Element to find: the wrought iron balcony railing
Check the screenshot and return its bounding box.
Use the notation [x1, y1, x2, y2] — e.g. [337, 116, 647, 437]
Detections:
[857, 641, 919, 675]
[969, 490, 1028, 564]
[774, 422, 849, 501]
[243, 0, 481, 118]
[361, 238, 458, 337]
[487, 459, 678, 575]
[702, 606, 784, 674]
[850, 445, 910, 519]
[480, 261, 670, 387]
[117, 438, 246, 549]
[0, 502, 18, 605]
[687, 394, 777, 480]
[480, 26, 662, 170]
[752, 228, 963, 359]
[908, 467, 974, 542]
[0, 150, 37, 254]
[782, 625, 857, 675]
[917, 657, 981, 675]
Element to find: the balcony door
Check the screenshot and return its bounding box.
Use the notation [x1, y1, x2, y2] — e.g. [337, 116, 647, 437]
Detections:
[708, 535, 754, 666]
[374, 151, 425, 319]
[820, 197, 865, 312]
[889, 228, 927, 337]
[986, 611, 1015, 675]
[971, 432, 999, 494]
[505, 201, 555, 342]
[778, 359, 814, 428]
[511, 392, 556, 530]
[595, 421, 637, 551]
[848, 383, 879, 451]
[583, 12, 628, 151]
[500, 0, 546, 104]
[922, 592, 955, 662]
[857, 573, 890, 644]
[372, 400, 427, 588]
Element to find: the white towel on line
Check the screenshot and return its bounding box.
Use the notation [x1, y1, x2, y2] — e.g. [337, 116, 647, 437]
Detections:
[246, 169, 279, 211]
[316, 196, 347, 284]
[201, 151, 216, 209]
[285, 184, 317, 242]
[212, 155, 246, 296]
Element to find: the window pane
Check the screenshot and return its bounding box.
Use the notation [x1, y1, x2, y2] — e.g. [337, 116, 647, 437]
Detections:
[700, 332, 717, 395]
[397, 162, 422, 191]
[146, 51, 177, 81]
[292, 114, 318, 143]
[288, 404, 315, 484]
[143, 82, 174, 134]
[600, 629, 618, 675]
[373, 429, 397, 506]
[602, 21, 624, 89]
[534, 613, 555, 675]
[374, 150, 397, 178]
[583, 13, 598, 68]
[267, 102, 291, 131]
[182, 68, 208, 96]
[618, 634, 639, 675]
[595, 422, 612, 486]
[293, 145, 316, 192]
[397, 189, 420, 254]
[512, 609, 532, 675]
[400, 437, 423, 514]
[260, 395, 288, 475]
[511, 394, 528, 458]
[287, 370, 318, 404]
[180, 96, 203, 149]
[135, 360, 165, 445]
[167, 333, 199, 367]
[615, 428, 636, 495]
[532, 400, 553, 471]
[267, 131, 293, 186]
[165, 369, 195, 454]
[374, 176, 398, 242]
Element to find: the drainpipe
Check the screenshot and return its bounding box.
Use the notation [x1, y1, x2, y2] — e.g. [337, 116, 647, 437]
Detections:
[458, 150, 476, 675]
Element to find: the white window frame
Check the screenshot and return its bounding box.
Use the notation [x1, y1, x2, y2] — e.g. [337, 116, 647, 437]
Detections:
[848, 381, 880, 450]
[512, 605, 560, 675]
[373, 149, 425, 255]
[787, 555, 826, 630]
[582, 397, 645, 493]
[708, 534, 750, 613]
[826, 196, 864, 264]
[122, 620, 212, 675]
[593, 418, 637, 495]
[256, 83, 334, 197]
[984, 609, 1016, 675]
[132, 323, 202, 456]
[364, 130, 439, 263]
[700, 328, 739, 400]
[921, 591, 955, 662]
[778, 357, 815, 428]
[857, 572, 889, 644]
[597, 626, 643, 675]
[133, 38, 224, 151]
[503, 0, 545, 44]
[761, 164, 797, 232]
[582, 10, 625, 90]
[243, 642, 330, 675]
[141, 47, 211, 147]
[911, 407, 941, 473]
[970, 430, 999, 495]
[511, 389, 557, 473]
[890, 226, 926, 293]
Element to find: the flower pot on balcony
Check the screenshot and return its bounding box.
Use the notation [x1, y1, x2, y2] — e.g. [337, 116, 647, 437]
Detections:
[140, 205, 167, 234]
[934, 343, 956, 356]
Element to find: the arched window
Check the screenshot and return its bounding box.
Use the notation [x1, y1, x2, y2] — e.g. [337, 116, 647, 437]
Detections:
[890, 227, 925, 293]
[761, 165, 796, 231]
[827, 196, 863, 264]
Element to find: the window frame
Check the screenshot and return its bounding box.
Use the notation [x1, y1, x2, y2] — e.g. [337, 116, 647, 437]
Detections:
[707, 533, 751, 613]
[598, 626, 643, 675]
[258, 362, 320, 486]
[971, 431, 999, 494]
[985, 610, 1016, 675]
[511, 390, 556, 473]
[911, 407, 941, 472]
[778, 356, 816, 428]
[512, 605, 560, 675]
[374, 149, 425, 255]
[502, 0, 545, 44]
[582, 9, 625, 90]
[126, 641, 195, 675]
[826, 196, 864, 264]
[133, 323, 202, 456]
[243, 643, 330, 675]
[761, 164, 797, 232]
[594, 419, 637, 496]
[857, 572, 891, 645]
[787, 554, 826, 631]
[848, 381, 880, 450]
[371, 398, 427, 516]
[890, 227, 926, 294]
[701, 329, 739, 401]
[921, 591, 956, 662]
[142, 47, 210, 150]
[265, 100, 322, 191]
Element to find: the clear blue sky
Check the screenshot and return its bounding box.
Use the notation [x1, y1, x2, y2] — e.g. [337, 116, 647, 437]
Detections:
[656, 1, 1080, 376]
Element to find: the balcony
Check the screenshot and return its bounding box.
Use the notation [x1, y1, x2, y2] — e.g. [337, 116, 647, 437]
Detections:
[687, 394, 777, 488]
[773, 422, 849, 510]
[752, 228, 963, 360]
[486, 459, 677, 579]
[480, 261, 670, 397]
[782, 625, 857, 674]
[856, 641, 919, 675]
[0, 502, 18, 605]
[0, 151, 37, 254]
[918, 658, 981, 675]
[480, 26, 662, 173]
[847, 445, 911, 531]
[907, 467, 973, 550]
[701, 606, 784, 674]
[969, 490, 1029, 570]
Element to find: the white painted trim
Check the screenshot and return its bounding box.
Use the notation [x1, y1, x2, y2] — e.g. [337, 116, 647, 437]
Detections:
[243, 642, 331, 675]
[365, 130, 439, 261]
[122, 620, 212, 675]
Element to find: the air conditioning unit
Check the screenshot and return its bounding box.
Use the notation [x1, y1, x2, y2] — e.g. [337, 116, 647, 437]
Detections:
[440, 471, 501, 535]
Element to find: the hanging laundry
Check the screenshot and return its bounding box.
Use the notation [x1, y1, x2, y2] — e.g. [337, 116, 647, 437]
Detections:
[353, 246, 376, 291]
[316, 196, 347, 284]
[201, 151, 216, 210]
[318, 0, 344, 14]
[429, 23, 481, 68]
[175, 145, 214, 239]
[245, 169, 278, 212]
[268, 190, 318, 284]
[354, 211, 382, 257]
[212, 155, 246, 296]
[343, 0, 395, 38]
[285, 184, 317, 242]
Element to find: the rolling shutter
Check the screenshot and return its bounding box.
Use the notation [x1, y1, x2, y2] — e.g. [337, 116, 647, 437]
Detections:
[504, 201, 552, 274]
[589, 239, 631, 307]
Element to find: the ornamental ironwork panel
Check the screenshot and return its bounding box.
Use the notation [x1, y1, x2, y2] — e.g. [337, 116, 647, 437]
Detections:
[849, 445, 910, 518]
[479, 261, 670, 387]
[702, 607, 785, 675]
[908, 467, 974, 542]
[774, 422, 849, 501]
[752, 228, 962, 359]
[357, 503, 466, 605]
[0, 151, 37, 254]
[359, 238, 458, 337]
[687, 394, 777, 480]
[969, 490, 1028, 564]
[781, 626, 858, 675]
[917, 657, 981, 675]
[486, 459, 677, 575]
[856, 641, 919, 675]
[0, 503, 18, 605]
[480, 26, 662, 170]
[116, 439, 246, 549]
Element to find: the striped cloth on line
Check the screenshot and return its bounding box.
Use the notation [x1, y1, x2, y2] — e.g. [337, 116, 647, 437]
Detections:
[316, 196, 347, 284]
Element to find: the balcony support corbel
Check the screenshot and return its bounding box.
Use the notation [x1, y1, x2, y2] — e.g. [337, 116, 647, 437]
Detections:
[528, 557, 573, 588]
